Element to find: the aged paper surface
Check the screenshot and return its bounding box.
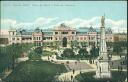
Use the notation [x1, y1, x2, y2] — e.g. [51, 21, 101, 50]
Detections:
[0, 1, 127, 82]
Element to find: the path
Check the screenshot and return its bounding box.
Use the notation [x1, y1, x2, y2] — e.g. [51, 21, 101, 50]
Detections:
[41, 50, 127, 82]
[53, 60, 96, 82]
[57, 69, 96, 82]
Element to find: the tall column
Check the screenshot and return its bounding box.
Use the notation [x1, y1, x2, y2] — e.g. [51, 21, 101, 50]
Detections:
[95, 15, 111, 78]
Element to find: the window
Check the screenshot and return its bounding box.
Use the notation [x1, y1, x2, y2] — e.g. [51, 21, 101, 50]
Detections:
[43, 37, 46, 40]
[62, 32, 68, 34]
[12, 38, 15, 40]
[80, 37, 83, 40]
[34, 37, 36, 40]
[55, 32, 58, 34]
[17, 38, 19, 40]
[55, 38, 57, 40]
[39, 43, 41, 46]
[89, 37, 90, 40]
[39, 37, 40, 40]
[22, 38, 25, 40]
[13, 32, 15, 35]
[72, 32, 75, 34]
[84, 37, 86, 40]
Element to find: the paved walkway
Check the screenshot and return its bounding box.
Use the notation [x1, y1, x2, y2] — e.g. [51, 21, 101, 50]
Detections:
[57, 69, 96, 82]
[41, 53, 127, 82]
[57, 68, 127, 82]
[41, 55, 97, 81]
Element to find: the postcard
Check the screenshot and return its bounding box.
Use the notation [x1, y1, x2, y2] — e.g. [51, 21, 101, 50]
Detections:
[0, 1, 127, 82]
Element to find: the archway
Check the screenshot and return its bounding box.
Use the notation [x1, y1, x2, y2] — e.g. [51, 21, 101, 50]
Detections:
[63, 37, 67, 47]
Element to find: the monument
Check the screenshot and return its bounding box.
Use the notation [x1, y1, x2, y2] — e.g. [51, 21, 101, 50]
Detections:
[95, 15, 111, 78]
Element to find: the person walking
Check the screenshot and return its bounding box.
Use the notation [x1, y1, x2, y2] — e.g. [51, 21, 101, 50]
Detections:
[71, 75, 73, 80]
[73, 69, 75, 74]
[118, 66, 119, 72]
[121, 66, 123, 71]
[112, 62, 113, 66]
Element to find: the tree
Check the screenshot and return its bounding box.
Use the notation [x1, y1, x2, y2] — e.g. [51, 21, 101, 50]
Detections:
[62, 48, 75, 58]
[0, 43, 34, 74]
[0, 46, 13, 73]
[113, 42, 123, 55]
[34, 47, 42, 54]
[29, 51, 41, 60]
[90, 46, 99, 59]
[71, 41, 74, 49]
[78, 48, 88, 58]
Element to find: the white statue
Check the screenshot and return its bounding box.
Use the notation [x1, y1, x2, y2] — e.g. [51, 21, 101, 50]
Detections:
[101, 16, 105, 27]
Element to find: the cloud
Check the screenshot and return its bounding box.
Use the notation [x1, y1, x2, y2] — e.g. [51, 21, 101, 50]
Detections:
[106, 19, 127, 33]
[1, 17, 127, 33]
[52, 16, 127, 33]
[53, 16, 100, 28]
[35, 17, 58, 24]
[1, 17, 58, 29]
[1, 19, 17, 29]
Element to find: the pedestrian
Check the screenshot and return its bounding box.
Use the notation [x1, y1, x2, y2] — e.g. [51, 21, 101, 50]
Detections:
[118, 66, 119, 72]
[48, 56, 49, 60]
[120, 55, 121, 58]
[75, 61, 77, 65]
[122, 61, 124, 65]
[71, 75, 73, 80]
[125, 56, 127, 60]
[112, 62, 113, 66]
[92, 60, 94, 64]
[73, 69, 75, 74]
[80, 71, 81, 74]
[120, 62, 122, 65]
[121, 66, 123, 71]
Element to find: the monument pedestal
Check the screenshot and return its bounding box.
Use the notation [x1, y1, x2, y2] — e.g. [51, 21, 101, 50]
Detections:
[95, 15, 111, 79]
[95, 60, 111, 78]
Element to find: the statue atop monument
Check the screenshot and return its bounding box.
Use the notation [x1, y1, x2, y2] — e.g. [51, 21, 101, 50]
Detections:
[95, 15, 111, 78]
[101, 15, 105, 27]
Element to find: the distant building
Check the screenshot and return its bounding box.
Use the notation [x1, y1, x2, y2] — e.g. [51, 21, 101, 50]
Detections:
[8, 28, 43, 46]
[113, 33, 127, 42]
[0, 30, 9, 45]
[1, 23, 126, 47]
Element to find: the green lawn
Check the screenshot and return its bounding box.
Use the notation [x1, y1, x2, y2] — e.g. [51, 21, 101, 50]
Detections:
[4, 61, 67, 82]
[75, 71, 127, 82]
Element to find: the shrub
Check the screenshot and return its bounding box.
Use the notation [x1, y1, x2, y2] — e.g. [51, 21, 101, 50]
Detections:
[61, 48, 75, 58]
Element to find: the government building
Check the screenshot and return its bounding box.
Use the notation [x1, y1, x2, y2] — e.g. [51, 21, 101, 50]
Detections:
[6, 23, 118, 48]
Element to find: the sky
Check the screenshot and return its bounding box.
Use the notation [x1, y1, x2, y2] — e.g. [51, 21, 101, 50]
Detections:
[1, 1, 127, 33]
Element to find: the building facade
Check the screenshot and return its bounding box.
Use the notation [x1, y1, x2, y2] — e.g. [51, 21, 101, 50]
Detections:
[7, 23, 126, 47]
[8, 28, 43, 46]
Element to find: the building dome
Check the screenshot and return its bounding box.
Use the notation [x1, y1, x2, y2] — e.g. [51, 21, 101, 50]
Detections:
[54, 23, 75, 31]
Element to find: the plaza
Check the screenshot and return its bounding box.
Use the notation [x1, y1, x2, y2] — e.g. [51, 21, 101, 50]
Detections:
[0, 1, 127, 82]
[0, 15, 127, 82]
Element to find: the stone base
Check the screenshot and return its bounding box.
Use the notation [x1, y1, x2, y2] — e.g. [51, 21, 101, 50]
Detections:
[95, 71, 111, 78]
[95, 60, 111, 78]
